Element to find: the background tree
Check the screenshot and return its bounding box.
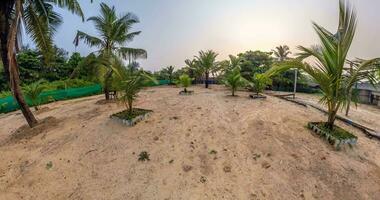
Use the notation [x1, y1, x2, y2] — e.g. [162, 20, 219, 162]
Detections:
[0, 0, 84, 127]
[272, 45, 291, 61]
[194, 50, 219, 88]
[184, 59, 201, 82]
[238, 50, 273, 80]
[164, 66, 175, 84]
[74, 3, 147, 100]
[267, 0, 380, 130]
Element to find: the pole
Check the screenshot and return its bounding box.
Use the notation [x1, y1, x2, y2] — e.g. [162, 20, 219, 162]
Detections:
[293, 69, 298, 99]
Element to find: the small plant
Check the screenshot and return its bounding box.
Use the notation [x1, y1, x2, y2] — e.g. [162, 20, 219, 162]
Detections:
[223, 67, 248, 96]
[24, 80, 46, 111]
[113, 67, 157, 115]
[46, 161, 53, 170]
[176, 74, 193, 93]
[138, 151, 150, 161]
[250, 73, 272, 96]
[209, 150, 217, 155]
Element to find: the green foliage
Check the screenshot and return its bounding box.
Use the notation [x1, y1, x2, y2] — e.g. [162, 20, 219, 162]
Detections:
[250, 73, 272, 95]
[238, 50, 273, 80]
[24, 80, 46, 110]
[112, 108, 152, 120]
[223, 67, 248, 96]
[113, 67, 157, 113]
[138, 151, 150, 161]
[0, 91, 12, 98]
[177, 74, 193, 92]
[267, 0, 380, 129]
[74, 3, 147, 98]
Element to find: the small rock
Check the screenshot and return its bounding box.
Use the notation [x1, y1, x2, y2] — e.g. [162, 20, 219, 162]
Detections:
[153, 136, 159, 141]
[182, 165, 193, 172]
[261, 161, 271, 169]
[223, 166, 231, 173]
[200, 176, 207, 183]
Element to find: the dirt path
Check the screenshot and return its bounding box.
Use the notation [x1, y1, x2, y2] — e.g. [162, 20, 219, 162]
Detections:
[0, 86, 379, 199]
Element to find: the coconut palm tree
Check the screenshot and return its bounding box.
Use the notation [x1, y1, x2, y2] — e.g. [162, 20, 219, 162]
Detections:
[0, 0, 84, 127]
[194, 50, 219, 88]
[112, 65, 156, 114]
[223, 67, 247, 96]
[267, 0, 380, 130]
[177, 74, 193, 93]
[272, 45, 291, 61]
[163, 66, 175, 84]
[251, 73, 272, 96]
[74, 3, 147, 100]
[184, 58, 201, 82]
[344, 59, 379, 116]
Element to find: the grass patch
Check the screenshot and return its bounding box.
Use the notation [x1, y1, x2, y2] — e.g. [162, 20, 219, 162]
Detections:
[112, 108, 152, 120]
[313, 122, 357, 140]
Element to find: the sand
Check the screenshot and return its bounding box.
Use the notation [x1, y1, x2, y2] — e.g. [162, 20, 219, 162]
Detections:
[0, 85, 379, 200]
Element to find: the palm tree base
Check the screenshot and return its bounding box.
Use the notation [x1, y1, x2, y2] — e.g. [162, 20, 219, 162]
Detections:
[111, 108, 152, 126]
[179, 90, 194, 95]
[249, 94, 266, 99]
[308, 122, 357, 150]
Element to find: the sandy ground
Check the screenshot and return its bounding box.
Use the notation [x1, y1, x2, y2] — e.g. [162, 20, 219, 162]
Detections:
[0, 85, 380, 200]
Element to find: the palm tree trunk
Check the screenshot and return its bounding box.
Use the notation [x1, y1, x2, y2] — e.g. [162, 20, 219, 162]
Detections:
[232, 88, 235, 96]
[7, 0, 38, 128]
[345, 89, 352, 116]
[104, 69, 113, 100]
[0, 0, 13, 84]
[326, 104, 339, 130]
[205, 72, 209, 88]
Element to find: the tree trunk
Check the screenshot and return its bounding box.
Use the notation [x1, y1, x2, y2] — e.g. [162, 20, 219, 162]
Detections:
[0, 0, 13, 84]
[205, 72, 209, 88]
[232, 89, 235, 96]
[104, 69, 113, 100]
[7, 0, 38, 127]
[326, 109, 338, 130]
[345, 89, 352, 116]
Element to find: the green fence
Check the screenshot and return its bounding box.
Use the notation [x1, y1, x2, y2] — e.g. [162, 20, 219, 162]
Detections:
[0, 84, 102, 114]
[0, 80, 171, 114]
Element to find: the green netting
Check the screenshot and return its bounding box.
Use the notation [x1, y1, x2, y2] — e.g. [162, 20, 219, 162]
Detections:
[0, 84, 102, 114]
[0, 80, 171, 114]
[145, 79, 171, 86]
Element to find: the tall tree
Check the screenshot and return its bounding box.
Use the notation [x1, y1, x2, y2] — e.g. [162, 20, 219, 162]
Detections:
[194, 50, 219, 88]
[272, 45, 291, 61]
[238, 50, 273, 80]
[0, 0, 84, 127]
[163, 66, 175, 84]
[74, 3, 147, 100]
[267, 0, 380, 130]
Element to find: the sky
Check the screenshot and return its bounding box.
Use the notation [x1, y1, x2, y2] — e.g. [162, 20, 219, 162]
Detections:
[30, 0, 380, 71]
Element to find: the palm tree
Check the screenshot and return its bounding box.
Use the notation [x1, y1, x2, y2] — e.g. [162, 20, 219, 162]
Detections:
[0, 0, 84, 127]
[251, 73, 272, 96]
[194, 50, 219, 88]
[177, 74, 193, 93]
[163, 66, 175, 84]
[272, 45, 291, 61]
[345, 59, 379, 116]
[223, 67, 247, 96]
[24, 80, 45, 111]
[74, 3, 147, 100]
[113, 66, 156, 114]
[267, 0, 380, 130]
[184, 59, 201, 82]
